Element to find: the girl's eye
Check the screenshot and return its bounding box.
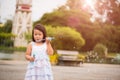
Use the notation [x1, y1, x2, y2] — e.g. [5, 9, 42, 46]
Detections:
[35, 34, 41, 35]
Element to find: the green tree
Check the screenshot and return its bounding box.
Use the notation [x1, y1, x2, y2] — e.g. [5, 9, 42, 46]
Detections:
[45, 25, 85, 51]
[1, 20, 12, 33]
[0, 32, 15, 47]
[0, 20, 14, 47]
[98, 25, 120, 52]
[93, 43, 107, 58]
[35, 9, 92, 28]
[35, 0, 120, 52]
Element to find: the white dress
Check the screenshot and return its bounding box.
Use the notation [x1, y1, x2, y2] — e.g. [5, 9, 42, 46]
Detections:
[25, 42, 53, 80]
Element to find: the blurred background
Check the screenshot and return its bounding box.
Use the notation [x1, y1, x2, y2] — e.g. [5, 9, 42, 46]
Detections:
[0, 0, 120, 65]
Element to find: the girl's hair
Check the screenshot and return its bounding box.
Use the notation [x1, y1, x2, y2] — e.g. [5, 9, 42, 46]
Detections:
[32, 24, 46, 43]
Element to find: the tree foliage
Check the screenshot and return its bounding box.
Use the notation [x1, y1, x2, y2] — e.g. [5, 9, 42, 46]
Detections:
[0, 20, 14, 47]
[35, 0, 120, 52]
[95, 0, 120, 25]
[0, 20, 12, 33]
[93, 43, 107, 57]
[45, 25, 85, 51]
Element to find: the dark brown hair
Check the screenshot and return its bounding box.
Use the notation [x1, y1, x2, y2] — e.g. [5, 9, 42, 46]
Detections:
[32, 24, 46, 42]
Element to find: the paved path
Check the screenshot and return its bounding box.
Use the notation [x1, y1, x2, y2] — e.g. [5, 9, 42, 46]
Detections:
[0, 60, 120, 80]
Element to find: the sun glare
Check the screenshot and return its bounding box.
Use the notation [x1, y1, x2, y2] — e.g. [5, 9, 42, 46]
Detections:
[82, 0, 109, 23]
[85, 0, 94, 6]
[83, 0, 96, 9]
[82, 0, 120, 23]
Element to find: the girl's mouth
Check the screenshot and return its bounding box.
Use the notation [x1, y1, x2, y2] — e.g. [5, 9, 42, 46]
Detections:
[36, 39, 45, 42]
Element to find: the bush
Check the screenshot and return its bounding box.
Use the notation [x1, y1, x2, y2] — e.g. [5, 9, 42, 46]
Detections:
[0, 32, 15, 47]
[113, 54, 120, 64]
[93, 43, 107, 58]
[45, 25, 85, 51]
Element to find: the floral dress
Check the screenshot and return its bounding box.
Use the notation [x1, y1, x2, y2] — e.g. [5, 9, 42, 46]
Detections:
[25, 42, 53, 80]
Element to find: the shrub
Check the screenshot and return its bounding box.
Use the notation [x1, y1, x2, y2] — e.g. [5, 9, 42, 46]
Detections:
[93, 43, 107, 58]
[45, 25, 85, 51]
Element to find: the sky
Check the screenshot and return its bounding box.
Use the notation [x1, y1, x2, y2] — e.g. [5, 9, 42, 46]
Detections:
[0, 0, 67, 23]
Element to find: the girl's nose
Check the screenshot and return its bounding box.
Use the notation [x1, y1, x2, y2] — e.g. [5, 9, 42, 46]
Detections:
[36, 35, 40, 37]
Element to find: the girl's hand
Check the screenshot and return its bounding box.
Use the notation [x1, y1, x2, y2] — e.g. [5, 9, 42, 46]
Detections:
[46, 37, 54, 44]
[29, 56, 35, 62]
[46, 37, 51, 44]
[46, 37, 54, 55]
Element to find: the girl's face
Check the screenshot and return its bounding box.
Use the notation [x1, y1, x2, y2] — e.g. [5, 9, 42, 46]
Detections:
[33, 29, 44, 42]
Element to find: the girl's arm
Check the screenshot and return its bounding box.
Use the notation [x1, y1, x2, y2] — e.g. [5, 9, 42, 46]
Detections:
[46, 39, 54, 55]
[25, 43, 34, 62]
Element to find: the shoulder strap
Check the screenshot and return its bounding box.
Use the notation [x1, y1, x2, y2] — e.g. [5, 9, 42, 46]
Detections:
[30, 41, 35, 46]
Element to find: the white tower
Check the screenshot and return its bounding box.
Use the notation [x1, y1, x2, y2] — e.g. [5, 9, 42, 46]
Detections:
[12, 0, 32, 47]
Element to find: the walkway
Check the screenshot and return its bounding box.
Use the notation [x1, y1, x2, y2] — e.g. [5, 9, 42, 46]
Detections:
[0, 60, 120, 80]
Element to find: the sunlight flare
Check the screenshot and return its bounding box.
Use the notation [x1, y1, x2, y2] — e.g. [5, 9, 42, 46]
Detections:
[82, 0, 120, 23]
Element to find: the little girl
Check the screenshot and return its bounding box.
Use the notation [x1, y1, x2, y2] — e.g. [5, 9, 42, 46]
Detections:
[24, 24, 54, 80]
